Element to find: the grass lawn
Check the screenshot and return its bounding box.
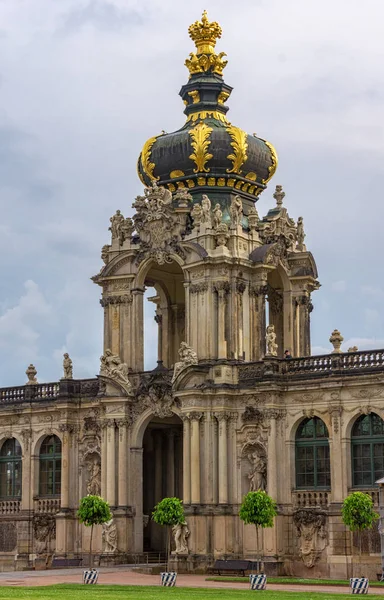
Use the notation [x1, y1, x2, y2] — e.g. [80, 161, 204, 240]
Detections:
[207, 576, 384, 587]
[0, 585, 383, 600]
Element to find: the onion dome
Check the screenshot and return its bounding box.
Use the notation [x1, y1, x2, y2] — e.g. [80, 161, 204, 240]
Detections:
[137, 11, 277, 207]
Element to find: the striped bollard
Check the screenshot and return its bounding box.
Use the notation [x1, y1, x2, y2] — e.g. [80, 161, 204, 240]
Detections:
[83, 568, 99, 584]
[249, 574, 267, 590]
[161, 572, 177, 587]
[350, 577, 369, 594]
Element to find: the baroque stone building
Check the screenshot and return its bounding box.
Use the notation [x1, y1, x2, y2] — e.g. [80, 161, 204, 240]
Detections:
[0, 11, 383, 578]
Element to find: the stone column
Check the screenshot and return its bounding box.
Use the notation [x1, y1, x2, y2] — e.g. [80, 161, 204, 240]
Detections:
[117, 419, 128, 507]
[154, 430, 163, 503]
[130, 447, 143, 552]
[59, 424, 72, 509]
[267, 412, 278, 500]
[111, 304, 120, 356]
[106, 420, 116, 507]
[190, 412, 202, 504]
[215, 413, 229, 504]
[183, 283, 190, 346]
[236, 283, 246, 360]
[182, 416, 191, 504]
[250, 284, 268, 360]
[167, 430, 175, 497]
[214, 282, 229, 359]
[132, 288, 144, 371]
[21, 431, 32, 512]
[155, 313, 163, 363]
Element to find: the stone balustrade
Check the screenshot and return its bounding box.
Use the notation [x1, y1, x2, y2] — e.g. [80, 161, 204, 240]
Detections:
[292, 491, 330, 508]
[34, 498, 61, 514]
[0, 500, 21, 514]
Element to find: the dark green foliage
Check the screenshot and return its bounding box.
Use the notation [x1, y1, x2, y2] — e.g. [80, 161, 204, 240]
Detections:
[78, 495, 112, 568]
[341, 492, 379, 533]
[239, 491, 277, 573]
[78, 495, 112, 527]
[152, 497, 185, 527]
[152, 497, 185, 571]
[239, 491, 277, 528]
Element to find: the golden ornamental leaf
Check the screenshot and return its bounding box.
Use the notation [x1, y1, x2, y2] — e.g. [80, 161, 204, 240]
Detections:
[140, 135, 159, 182]
[226, 125, 248, 174]
[188, 122, 213, 174]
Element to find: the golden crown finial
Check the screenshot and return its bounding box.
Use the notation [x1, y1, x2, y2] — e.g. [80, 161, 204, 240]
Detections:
[188, 10, 222, 55]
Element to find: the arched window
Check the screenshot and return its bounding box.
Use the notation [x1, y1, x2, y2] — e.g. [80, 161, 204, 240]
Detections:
[295, 417, 331, 489]
[352, 413, 384, 487]
[0, 438, 22, 499]
[39, 435, 62, 497]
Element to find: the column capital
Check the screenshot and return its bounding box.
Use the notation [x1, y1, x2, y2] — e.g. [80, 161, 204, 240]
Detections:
[214, 411, 231, 422]
[249, 284, 268, 297]
[189, 411, 203, 421]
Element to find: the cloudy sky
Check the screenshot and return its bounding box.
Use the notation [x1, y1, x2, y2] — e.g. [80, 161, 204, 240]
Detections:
[0, 0, 383, 386]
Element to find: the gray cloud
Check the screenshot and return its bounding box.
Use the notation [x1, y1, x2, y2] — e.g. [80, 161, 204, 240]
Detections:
[0, 0, 383, 385]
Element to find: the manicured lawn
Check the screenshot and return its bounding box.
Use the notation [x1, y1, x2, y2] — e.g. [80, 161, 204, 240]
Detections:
[207, 576, 384, 587]
[0, 585, 383, 600]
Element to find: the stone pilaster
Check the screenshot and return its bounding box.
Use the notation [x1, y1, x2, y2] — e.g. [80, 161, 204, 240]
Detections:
[215, 412, 230, 504]
[182, 416, 191, 504]
[190, 412, 203, 504]
[106, 419, 116, 507]
[117, 419, 128, 507]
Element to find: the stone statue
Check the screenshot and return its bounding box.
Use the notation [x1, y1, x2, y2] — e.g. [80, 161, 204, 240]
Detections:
[100, 349, 131, 391]
[86, 459, 101, 496]
[293, 509, 327, 568]
[62, 353, 73, 379]
[109, 210, 124, 240]
[214, 223, 230, 247]
[172, 521, 190, 554]
[33, 514, 55, 555]
[101, 244, 110, 265]
[190, 203, 203, 227]
[230, 195, 243, 228]
[26, 364, 38, 385]
[273, 184, 285, 208]
[201, 194, 212, 226]
[348, 346, 358, 352]
[212, 203, 223, 229]
[102, 517, 118, 553]
[119, 217, 134, 245]
[247, 450, 267, 492]
[248, 206, 259, 230]
[265, 324, 278, 356]
[296, 216, 306, 251]
[172, 342, 198, 383]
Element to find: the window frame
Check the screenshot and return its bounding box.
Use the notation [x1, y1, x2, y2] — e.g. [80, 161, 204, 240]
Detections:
[39, 435, 62, 497]
[295, 417, 331, 490]
[351, 413, 384, 488]
[0, 438, 22, 500]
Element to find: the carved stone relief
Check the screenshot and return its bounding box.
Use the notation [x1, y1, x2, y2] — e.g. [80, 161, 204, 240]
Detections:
[33, 514, 56, 555]
[293, 509, 327, 568]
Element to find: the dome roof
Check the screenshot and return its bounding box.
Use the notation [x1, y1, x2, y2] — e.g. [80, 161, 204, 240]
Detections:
[137, 11, 277, 202]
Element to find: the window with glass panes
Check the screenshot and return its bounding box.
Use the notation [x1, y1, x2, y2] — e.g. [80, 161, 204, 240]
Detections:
[39, 435, 62, 496]
[0, 438, 22, 499]
[295, 417, 331, 489]
[352, 413, 384, 487]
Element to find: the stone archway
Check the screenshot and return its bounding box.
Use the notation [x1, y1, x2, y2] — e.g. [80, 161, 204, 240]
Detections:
[142, 414, 183, 552]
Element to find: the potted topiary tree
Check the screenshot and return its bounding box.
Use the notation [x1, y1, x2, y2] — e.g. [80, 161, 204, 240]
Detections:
[239, 490, 277, 591]
[152, 497, 185, 587]
[342, 491, 379, 593]
[78, 494, 112, 584]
